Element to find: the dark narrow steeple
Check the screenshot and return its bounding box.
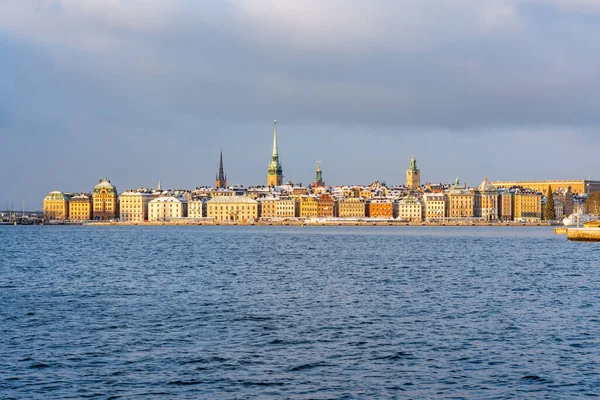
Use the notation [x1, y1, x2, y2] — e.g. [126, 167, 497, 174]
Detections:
[216, 150, 227, 189]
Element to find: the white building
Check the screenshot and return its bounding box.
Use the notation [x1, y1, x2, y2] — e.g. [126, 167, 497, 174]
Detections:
[188, 200, 206, 218]
[148, 196, 188, 221]
[395, 194, 423, 222]
[119, 191, 154, 222]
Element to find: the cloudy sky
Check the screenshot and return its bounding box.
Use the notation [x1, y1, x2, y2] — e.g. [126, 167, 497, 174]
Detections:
[1, 0, 599, 209]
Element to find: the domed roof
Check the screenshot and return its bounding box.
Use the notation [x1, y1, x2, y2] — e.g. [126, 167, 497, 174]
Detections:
[94, 177, 117, 193]
[44, 191, 69, 201]
[478, 177, 497, 193]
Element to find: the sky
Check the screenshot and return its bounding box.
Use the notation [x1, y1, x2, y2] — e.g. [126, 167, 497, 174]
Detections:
[1, 0, 599, 209]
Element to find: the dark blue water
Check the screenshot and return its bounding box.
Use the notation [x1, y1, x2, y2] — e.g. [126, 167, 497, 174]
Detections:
[1, 226, 599, 399]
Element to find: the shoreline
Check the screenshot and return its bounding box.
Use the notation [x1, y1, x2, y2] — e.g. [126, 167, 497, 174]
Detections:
[66, 221, 555, 227]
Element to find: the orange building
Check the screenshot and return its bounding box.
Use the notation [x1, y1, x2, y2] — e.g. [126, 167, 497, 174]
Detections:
[317, 194, 334, 218]
[366, 198, 393, 218]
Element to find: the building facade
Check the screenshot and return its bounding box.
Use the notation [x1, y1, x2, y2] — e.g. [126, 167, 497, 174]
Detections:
[188, 200, 206, 218]
[406, 157, 421, 190]
[69, 193, 92, 221]
[93, 177, 118, 221]
[119, 191, 153, 222]
[499, 189, 514, 221]
[474, 177, 499, 221]
[43, 191, 70, 220]
[267, 120, 283, 187]
[148, 197, 188, 221]
[395, 195, 423, 221]
[366, 198, 394, 218]
[206, 196, 258, 222]
[491, 180, 600, 195]
[276, 198, 297, 218]
[299, 196, 319, 218]
[317, 193, 335, 218]
[446, 179, 474, 218]
[335, 198, 366, 218]
[553, 187, 574, 217]
[423, 193, 446, 221]
[259, 197, 278, 218]
[513, 188, 543, 221]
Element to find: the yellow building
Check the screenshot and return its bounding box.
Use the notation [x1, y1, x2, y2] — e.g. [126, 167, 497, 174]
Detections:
[259, 197, 278, 218]
[492, 180, 600, 195]
[423, 193, 446, 221]
[119, 191, 153, 222]
[513, 188, 542, 221]
[93, 177, 118, 221]
[267, 120, 284, 187]
[446, 179, 474, 218]
[335, 198, 366, 218]
[206, 196, 258, 222]
[499, 189, 514, 221]
[406, 157, 421, 190]
[43, 191, 70, 220]
[299, 196, 319, 218]
[69, 193, 92, 221]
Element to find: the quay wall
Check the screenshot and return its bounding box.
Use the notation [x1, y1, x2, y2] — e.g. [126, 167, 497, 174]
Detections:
[81, 220, 552, 227]
[567, 228, 600, 242]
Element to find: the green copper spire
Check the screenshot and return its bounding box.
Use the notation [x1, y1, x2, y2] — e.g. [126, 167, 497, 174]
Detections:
[267, 120, 283, 186]
[409, 156, 419, 172]
[268, 120, 282, 173]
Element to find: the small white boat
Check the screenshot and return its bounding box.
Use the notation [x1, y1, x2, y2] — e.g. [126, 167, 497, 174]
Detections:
[563, 212, 597, 227]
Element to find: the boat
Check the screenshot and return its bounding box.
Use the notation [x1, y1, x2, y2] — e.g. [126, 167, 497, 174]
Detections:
[563, 211, 597, 227]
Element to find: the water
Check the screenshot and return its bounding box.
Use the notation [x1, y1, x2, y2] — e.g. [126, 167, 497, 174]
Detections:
[1, 226, 599, 399]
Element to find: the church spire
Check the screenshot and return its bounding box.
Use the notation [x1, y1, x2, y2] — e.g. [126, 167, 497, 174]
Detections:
[267, 119, 283, 187]
[216, 150, 227, 189]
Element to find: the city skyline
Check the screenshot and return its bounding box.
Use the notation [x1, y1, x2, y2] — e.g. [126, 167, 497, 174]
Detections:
[2, 1, 599, 208]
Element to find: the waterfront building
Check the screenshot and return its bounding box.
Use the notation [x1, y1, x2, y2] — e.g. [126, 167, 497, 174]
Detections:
[491, 180, 600, 195]
[446, 178, 474, 218]
[423, 193, 447, 221]
[43, 191, 70, 220]
[216, 151, 227, 189]
[299, 196, 319, 218]
[553, 199, 565, 220]
[474, 177, 499, 221]
[406, 157, 421, 190]
[148, 196, 188, 221]
[395, 194, 423, 221]
[499, 189, 514, 221]
[553, 187, 574, 217]
[366, 198, 394, 218]
[276, 198, 297, 218]
[119, 191, 153, 222]
[206, 196, 258, 222]
[187, 200, 206, 218]
[335, 198, 366, 218]
[259, 197, 278, 218]
[317, 193, 335, 218]
[69, 193, 92, 221]
[267, 120, 283, 187]
[93, 177, 118, 221]
[312, 162, 325, 188]
[513, 188, 543, 221]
